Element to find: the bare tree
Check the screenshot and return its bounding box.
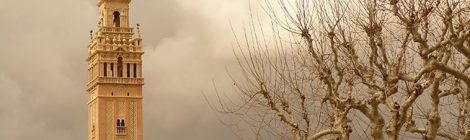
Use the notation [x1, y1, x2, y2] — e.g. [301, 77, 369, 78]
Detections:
[212, 0, 470, 139]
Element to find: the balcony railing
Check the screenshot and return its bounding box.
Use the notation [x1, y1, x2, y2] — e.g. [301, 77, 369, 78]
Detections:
[98, 77, 144, 85]
[87, 77, 144, 90]
[116, 126, 126, 135]
[99, 26, 133, 34]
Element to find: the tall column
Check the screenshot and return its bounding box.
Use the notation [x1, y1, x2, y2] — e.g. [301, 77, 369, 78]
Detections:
[123, 62, 128, 78]
[138, 64, 142, 78]
[113, 62, 117, 78]
[100, 62, 103, 78]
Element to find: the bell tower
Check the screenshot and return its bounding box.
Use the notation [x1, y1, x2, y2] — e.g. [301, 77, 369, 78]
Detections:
[86, 0, 143, 140]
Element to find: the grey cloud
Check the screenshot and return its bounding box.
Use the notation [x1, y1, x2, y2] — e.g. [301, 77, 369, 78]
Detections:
[0, 0, 260, 140]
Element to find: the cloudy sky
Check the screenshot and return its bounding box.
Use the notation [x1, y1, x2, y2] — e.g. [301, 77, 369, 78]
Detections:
[0, 0, 264, 139]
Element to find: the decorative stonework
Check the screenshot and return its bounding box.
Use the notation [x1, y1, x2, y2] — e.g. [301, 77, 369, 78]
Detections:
[128, 101, 136, 139]
[118, 101, 125, 116]
[106, 101, 114, 139]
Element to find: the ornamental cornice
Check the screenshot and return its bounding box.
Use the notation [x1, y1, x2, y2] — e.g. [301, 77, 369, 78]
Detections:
[87, 77, 144, 91]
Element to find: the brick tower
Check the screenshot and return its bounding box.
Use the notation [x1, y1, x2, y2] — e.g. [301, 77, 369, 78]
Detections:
[86, 0, 144, 139]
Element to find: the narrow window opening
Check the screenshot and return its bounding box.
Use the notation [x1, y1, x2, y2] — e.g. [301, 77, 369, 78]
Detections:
[104, 63, 107, 77]
[127, 63, 130, 77]
[111, 92, 114, 96]
[133, 64, 137, 78]
[127, 93, 130, 96]
[117, 57, 123, 77]
[110, 63, 114, 77]
[113, 11, 121, 27]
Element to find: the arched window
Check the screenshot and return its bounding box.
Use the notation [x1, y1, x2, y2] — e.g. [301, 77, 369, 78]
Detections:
[117, 57, 123, 77]
[116, 119, 126, 134]
[113, 11, 121, 27]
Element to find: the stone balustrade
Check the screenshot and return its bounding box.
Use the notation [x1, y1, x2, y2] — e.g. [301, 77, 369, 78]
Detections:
[87, 77, 144, 90]
[100, 26, 133, 34]
[116, 126, 127, 135]
[98, 77, 144, 85]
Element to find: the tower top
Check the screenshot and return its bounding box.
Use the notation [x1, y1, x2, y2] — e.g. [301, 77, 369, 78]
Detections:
[97, 0, 132, 28]
[88, 0, 142, 60]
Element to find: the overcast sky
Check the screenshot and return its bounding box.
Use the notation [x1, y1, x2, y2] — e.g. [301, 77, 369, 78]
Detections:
[0, 0, 263, 139]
